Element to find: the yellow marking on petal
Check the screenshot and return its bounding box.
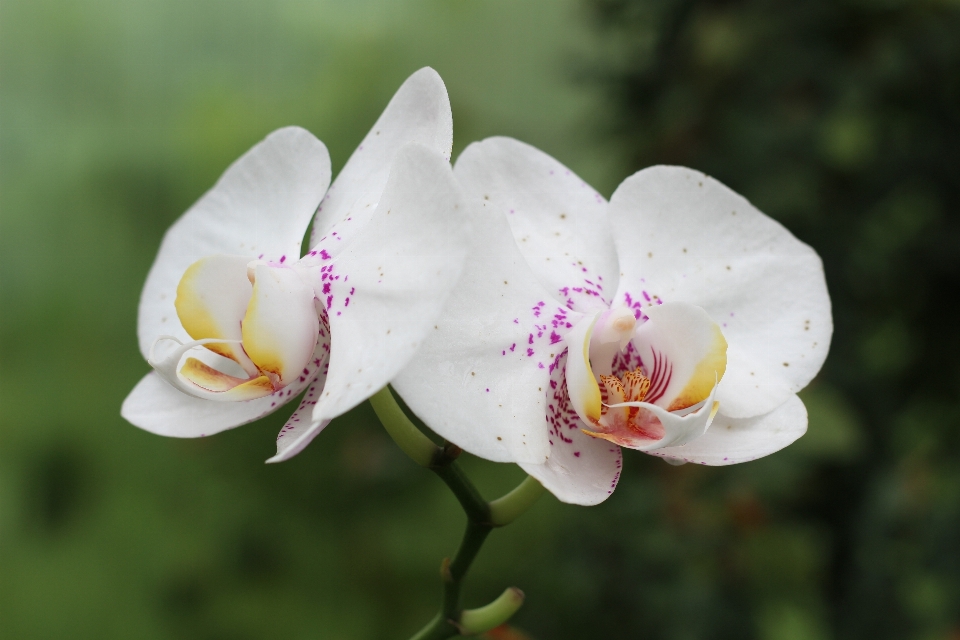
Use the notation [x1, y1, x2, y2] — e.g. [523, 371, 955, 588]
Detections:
[174, 256, 254, 370]
[180, 357, 249, 392]
[709, 401, 720, 423]
[223, 375, 276, 400]
[667, 324, 727, 412]
[240, 264, 319, 388]
[581, 428, 623, 444]
[179, 357, 275, 400]
[239, 281, 283, 378]
[576, 318, 603, 422]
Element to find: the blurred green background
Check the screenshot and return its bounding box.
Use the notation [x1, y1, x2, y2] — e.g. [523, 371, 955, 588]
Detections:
[2, 0, 958, 638]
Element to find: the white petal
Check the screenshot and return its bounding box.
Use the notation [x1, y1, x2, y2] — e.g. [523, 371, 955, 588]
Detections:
[308, 144, 471, 423]
[649, 394, 808, 465]
[392, 191, 582, 464]
[309, 67, 453, 247]
[138, 127, 331, 361]
[121, 372, 276, 437]
[518, 351, 623, 506]
[123, 327, 331, 438]
[454, 137, 618, 313]
[268, 416, 332, 464]
[242, 264, 320, 387]
[609, 166, 832, 418]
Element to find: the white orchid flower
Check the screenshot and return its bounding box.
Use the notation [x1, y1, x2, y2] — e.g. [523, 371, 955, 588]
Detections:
[122, 68, 472, 462]
[393, 137, 832, 505]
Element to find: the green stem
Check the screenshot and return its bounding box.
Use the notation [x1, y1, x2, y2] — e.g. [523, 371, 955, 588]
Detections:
[369, 386, 437, 467]
[458, 588, 526, 635]
[488, 476, 545, 527]
[370, 386, 542, 639]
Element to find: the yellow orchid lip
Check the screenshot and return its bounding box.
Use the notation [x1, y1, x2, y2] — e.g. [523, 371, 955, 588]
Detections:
[180, 357, 277, 400]
[150, 255, 322, 402]
[564, 301, 728, 451]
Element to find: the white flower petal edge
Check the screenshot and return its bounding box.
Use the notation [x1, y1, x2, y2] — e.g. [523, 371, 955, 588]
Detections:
[309, 67, 453, 247]
[648, 393, 808, 466]
[267, 143, 473, 462]
[609, 166, 832, 419]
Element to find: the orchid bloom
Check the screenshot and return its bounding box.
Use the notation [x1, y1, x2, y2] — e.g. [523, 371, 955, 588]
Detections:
[393, 137, 832, 505]
[122, 68, 471, 462]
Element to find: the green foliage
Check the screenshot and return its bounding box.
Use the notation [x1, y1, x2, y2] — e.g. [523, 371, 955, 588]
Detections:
[569, 0, 960, 637]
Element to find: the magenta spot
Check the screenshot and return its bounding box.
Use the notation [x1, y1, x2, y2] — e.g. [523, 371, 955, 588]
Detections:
[280, 255, 286, 263]
[574, 451, 580, 457]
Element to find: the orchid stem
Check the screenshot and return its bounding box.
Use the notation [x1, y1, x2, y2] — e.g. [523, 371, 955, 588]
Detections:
[370, 386, 544, 639]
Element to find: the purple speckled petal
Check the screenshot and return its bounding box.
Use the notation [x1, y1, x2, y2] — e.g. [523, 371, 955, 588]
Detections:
[137, 127, 330, 362]
[393, 188, 585, 464]
[609, 166, 832, 419]
[268, 323, 332, 463]
[519, 350, 623, 506]
[309, 67, 452, 250]
[309, 143, 472, 423]
[648, 394, 807, 465]
[454, 137, 618, 314]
